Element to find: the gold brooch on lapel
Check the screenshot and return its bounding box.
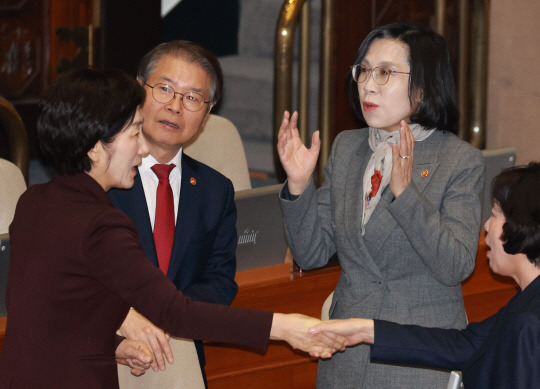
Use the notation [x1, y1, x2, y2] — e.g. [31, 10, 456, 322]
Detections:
[421, 170, 429, 177]
[190, 177, 197, 185]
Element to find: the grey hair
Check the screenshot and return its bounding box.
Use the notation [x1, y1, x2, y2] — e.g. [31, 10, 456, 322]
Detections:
[137, 40, 223, 103]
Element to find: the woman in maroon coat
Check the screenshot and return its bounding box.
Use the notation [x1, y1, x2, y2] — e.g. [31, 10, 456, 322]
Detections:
[0, 68, 343, 388]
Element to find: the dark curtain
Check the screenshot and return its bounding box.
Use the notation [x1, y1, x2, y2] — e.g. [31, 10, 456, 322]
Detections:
[97, 0, 161, 75]
[162, 0, 240, 56]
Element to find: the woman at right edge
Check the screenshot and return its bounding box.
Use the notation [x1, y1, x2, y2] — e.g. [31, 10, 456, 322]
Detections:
[277, 23, 484, 388]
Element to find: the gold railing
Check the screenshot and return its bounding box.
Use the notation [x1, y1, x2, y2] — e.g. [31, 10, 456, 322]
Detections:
[273, 0, 489, 181]
[462, 0, 489, 149]
[273, 0, 336, 181]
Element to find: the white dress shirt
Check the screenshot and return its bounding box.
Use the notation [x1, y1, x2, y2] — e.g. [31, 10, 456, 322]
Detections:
[139, 149, 183, 231]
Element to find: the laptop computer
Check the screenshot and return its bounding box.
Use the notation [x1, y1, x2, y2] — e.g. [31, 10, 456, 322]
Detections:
[234, 184, 289, 272]
[481, 148, 516, 225]
[0, 233, 10, 317]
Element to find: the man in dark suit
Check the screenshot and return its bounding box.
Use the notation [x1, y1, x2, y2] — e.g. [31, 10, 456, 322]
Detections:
[108, 41, 238, 386]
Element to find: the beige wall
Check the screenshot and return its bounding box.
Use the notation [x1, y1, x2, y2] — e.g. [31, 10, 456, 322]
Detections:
[487, 0, 540, 164]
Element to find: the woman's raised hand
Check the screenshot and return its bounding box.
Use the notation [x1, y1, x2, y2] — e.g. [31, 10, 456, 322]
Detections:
[390, 120, 415, 197]
[277, 111, 321, 195]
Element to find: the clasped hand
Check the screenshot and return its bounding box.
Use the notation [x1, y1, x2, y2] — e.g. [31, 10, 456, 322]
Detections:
[119, 308, 174, 372]
[271, 313, 347, 358]
[115, 338, 153, 376]
[309, 318, 375, 348]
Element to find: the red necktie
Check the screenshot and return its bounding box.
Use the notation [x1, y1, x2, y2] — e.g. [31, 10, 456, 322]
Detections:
[152, 163, 176, 274]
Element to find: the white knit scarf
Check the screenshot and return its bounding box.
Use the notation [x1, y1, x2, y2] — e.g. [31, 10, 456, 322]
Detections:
[361, 124, 435, 234]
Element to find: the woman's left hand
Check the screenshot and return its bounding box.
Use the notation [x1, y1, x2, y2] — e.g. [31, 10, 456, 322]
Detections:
[116, 339, 153, 376]
[119, 309, 173, 372]
[390, 120, 415, 197]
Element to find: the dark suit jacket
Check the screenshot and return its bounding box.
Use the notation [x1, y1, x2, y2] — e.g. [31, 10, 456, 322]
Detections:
[108, 154, 238, 377]
[371, 274, 540, 388]
[0, 173, 271, 389]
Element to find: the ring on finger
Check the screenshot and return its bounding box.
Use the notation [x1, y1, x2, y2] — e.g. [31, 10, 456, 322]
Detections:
[399, 154, 411, 159]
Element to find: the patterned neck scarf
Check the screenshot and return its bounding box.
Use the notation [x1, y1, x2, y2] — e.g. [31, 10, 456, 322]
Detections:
[361, 124, 434, 234]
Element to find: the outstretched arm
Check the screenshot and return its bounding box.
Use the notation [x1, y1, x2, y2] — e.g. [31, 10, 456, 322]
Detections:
[312, 318, 488, 371]
[277, 111, 321, 195]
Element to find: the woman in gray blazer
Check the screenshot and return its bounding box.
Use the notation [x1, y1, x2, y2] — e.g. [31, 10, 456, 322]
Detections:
[278, 23, 484, 388]
[310, 163, 540, 389]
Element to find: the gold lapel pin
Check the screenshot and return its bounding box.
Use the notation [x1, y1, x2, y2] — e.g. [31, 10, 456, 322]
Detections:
[421, 170, 429, 177]
[190, 177, 197, 185]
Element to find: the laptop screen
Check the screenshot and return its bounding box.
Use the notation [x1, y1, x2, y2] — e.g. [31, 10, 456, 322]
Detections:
[234, 184, 288, 271]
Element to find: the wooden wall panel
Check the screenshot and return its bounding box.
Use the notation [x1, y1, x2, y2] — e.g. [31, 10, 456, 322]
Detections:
[48, 0, 93, 84]
[0, 0, 93, 97]
[0, 0, 94, 159]
[0, 0, 47, 158]
[0, 0, 47, 99]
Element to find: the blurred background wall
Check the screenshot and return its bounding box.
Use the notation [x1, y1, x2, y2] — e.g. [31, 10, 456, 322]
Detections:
[486, 0, 540, 165]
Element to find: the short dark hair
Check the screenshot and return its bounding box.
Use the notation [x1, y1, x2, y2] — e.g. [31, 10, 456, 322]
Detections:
[137, 40, 223, 104]
[347, 23, 459, 133]
[492, 162, 540, 265]
[38, 67, 145, 175]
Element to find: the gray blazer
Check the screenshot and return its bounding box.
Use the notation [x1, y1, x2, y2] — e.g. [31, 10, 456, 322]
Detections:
[281, 128, 484, 388]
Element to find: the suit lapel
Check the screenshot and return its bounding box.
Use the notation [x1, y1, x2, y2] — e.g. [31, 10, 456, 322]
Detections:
[166, 155, 201, 280]
[346, 133, 370, 240]
[361, 130, 442, 260]
[343, 132, 383, 278]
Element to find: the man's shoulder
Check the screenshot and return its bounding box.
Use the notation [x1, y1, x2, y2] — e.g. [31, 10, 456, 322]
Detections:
[182, 153, 233, 188]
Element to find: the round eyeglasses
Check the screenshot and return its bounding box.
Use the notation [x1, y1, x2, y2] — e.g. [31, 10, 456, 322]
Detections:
[145, 83, 211, 112]
[351, 64, 410, 85]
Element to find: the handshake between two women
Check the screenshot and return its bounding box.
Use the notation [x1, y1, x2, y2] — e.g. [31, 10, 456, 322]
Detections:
[118, 312, 361, 377]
